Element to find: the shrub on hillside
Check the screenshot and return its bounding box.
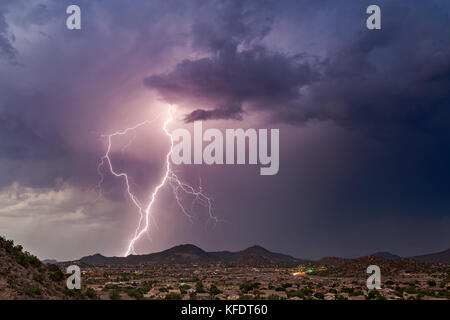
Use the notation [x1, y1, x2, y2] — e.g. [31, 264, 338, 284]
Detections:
[24, 283, 42, 296]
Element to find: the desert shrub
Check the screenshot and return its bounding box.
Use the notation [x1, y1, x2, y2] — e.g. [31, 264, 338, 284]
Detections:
[49, 268, 65, 282]
[127, 289, 144, 300]
[437, 290, 449, 298]
[47, 264, 60, 272]
[15, 253, 29, 268]
[27, 255, 42, 268]
[165, 293, 182, 300]
[350, 289, 364, 296]
[109, 289, 121, 300]
[210, 284, 222, 295]
[287, 290, 304, 299]
[404, 287, 417, 294]
[314, 292, 324, 299]
[33, 273, 45, 283]
[300, 287, 313, 296]
[366, 290, 386, 300]
[341, 287, 354, 294]
[138, 282, 153, 294]
[195, 280, 205, 293]
[66, 288, 85, 299]
[240, 281, 260, 293]
[24, 283, 42, 296]
[85, 288, 98, 299]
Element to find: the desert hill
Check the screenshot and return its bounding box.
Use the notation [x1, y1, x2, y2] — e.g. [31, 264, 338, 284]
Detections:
[0, 236, 71, 299]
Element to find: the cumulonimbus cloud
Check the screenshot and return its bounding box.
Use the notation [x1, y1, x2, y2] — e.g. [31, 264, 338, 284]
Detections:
[144, 1, 450, 142]
[0, 11, 17, 61]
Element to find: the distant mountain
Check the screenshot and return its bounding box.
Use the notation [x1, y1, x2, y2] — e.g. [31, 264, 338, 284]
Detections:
[411, 248, 450, 263]
[371, 252, 401, 260]
[75, 244, 308, 266]
[79, 253, 119, 265]
[67, 244, 450, 267]
[238, 245, 302, 263]
[42, 259, 58, 264]
[235, 253, 273, 266]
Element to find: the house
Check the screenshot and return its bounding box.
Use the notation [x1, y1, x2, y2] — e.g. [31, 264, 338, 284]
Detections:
[196, 293, 211, 300]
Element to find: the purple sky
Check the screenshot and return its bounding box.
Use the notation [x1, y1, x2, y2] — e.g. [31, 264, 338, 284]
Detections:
[0, 0, 449, 260]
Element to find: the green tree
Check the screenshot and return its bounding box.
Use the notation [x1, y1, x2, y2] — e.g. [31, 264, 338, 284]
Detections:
[165, 293, 182, 300]
[314, 292, 324, 300]
[24, 283, 42, 296]
[33, 273, 45, 283]
[110, 289, 121, 300]
[210, 284, 222, 296]
[240, 281, 259, 293]
[196, 281, 205, 293]
[86, 288, 98, 299]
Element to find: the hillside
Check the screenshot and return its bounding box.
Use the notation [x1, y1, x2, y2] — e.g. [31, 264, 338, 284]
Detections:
[372, 252, 401, 260]
[412, 248, 450, 263]
[0, 237, 71, 299]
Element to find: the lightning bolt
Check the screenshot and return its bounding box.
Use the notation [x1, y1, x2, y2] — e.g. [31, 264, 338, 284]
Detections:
[96, 105, 218, 257]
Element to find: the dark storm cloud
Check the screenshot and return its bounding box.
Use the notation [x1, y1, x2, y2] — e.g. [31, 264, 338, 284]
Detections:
[1, 0, 449, 259]
[0, 113, 65, 161]
[145, 0, 450, 139]
[0, 0, 194, 188]
[0, 11, 17, 60]
[145, 46, 319, 122]
[145, 0, 320, 122]
[278, 2, 450, 139]
[140, 0, 450, 258]
[26, 4, 54, 26]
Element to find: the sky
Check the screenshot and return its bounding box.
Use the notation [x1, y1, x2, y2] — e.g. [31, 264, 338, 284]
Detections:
[0, 0, 449, 260]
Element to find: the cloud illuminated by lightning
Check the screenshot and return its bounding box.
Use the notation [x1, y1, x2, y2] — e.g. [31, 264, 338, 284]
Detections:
[96, 105, 218, 257]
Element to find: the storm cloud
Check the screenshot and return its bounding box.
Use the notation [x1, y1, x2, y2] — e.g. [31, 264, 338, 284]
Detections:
[0, 0, 449, 260]
[0, 11, 17, 61]
[145, 0, 450, 142]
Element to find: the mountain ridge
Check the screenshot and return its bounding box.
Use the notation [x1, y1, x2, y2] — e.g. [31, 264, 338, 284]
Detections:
[72, 244, 309, 266]
[411, 248, 450, 263]
[63, 245, 450, 266]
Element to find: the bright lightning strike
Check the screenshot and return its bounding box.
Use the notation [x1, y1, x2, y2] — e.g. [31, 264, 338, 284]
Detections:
[96, 105, 218, 257]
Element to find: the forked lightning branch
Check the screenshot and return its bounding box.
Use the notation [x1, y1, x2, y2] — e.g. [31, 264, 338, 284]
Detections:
[96, 106, 279, 256]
